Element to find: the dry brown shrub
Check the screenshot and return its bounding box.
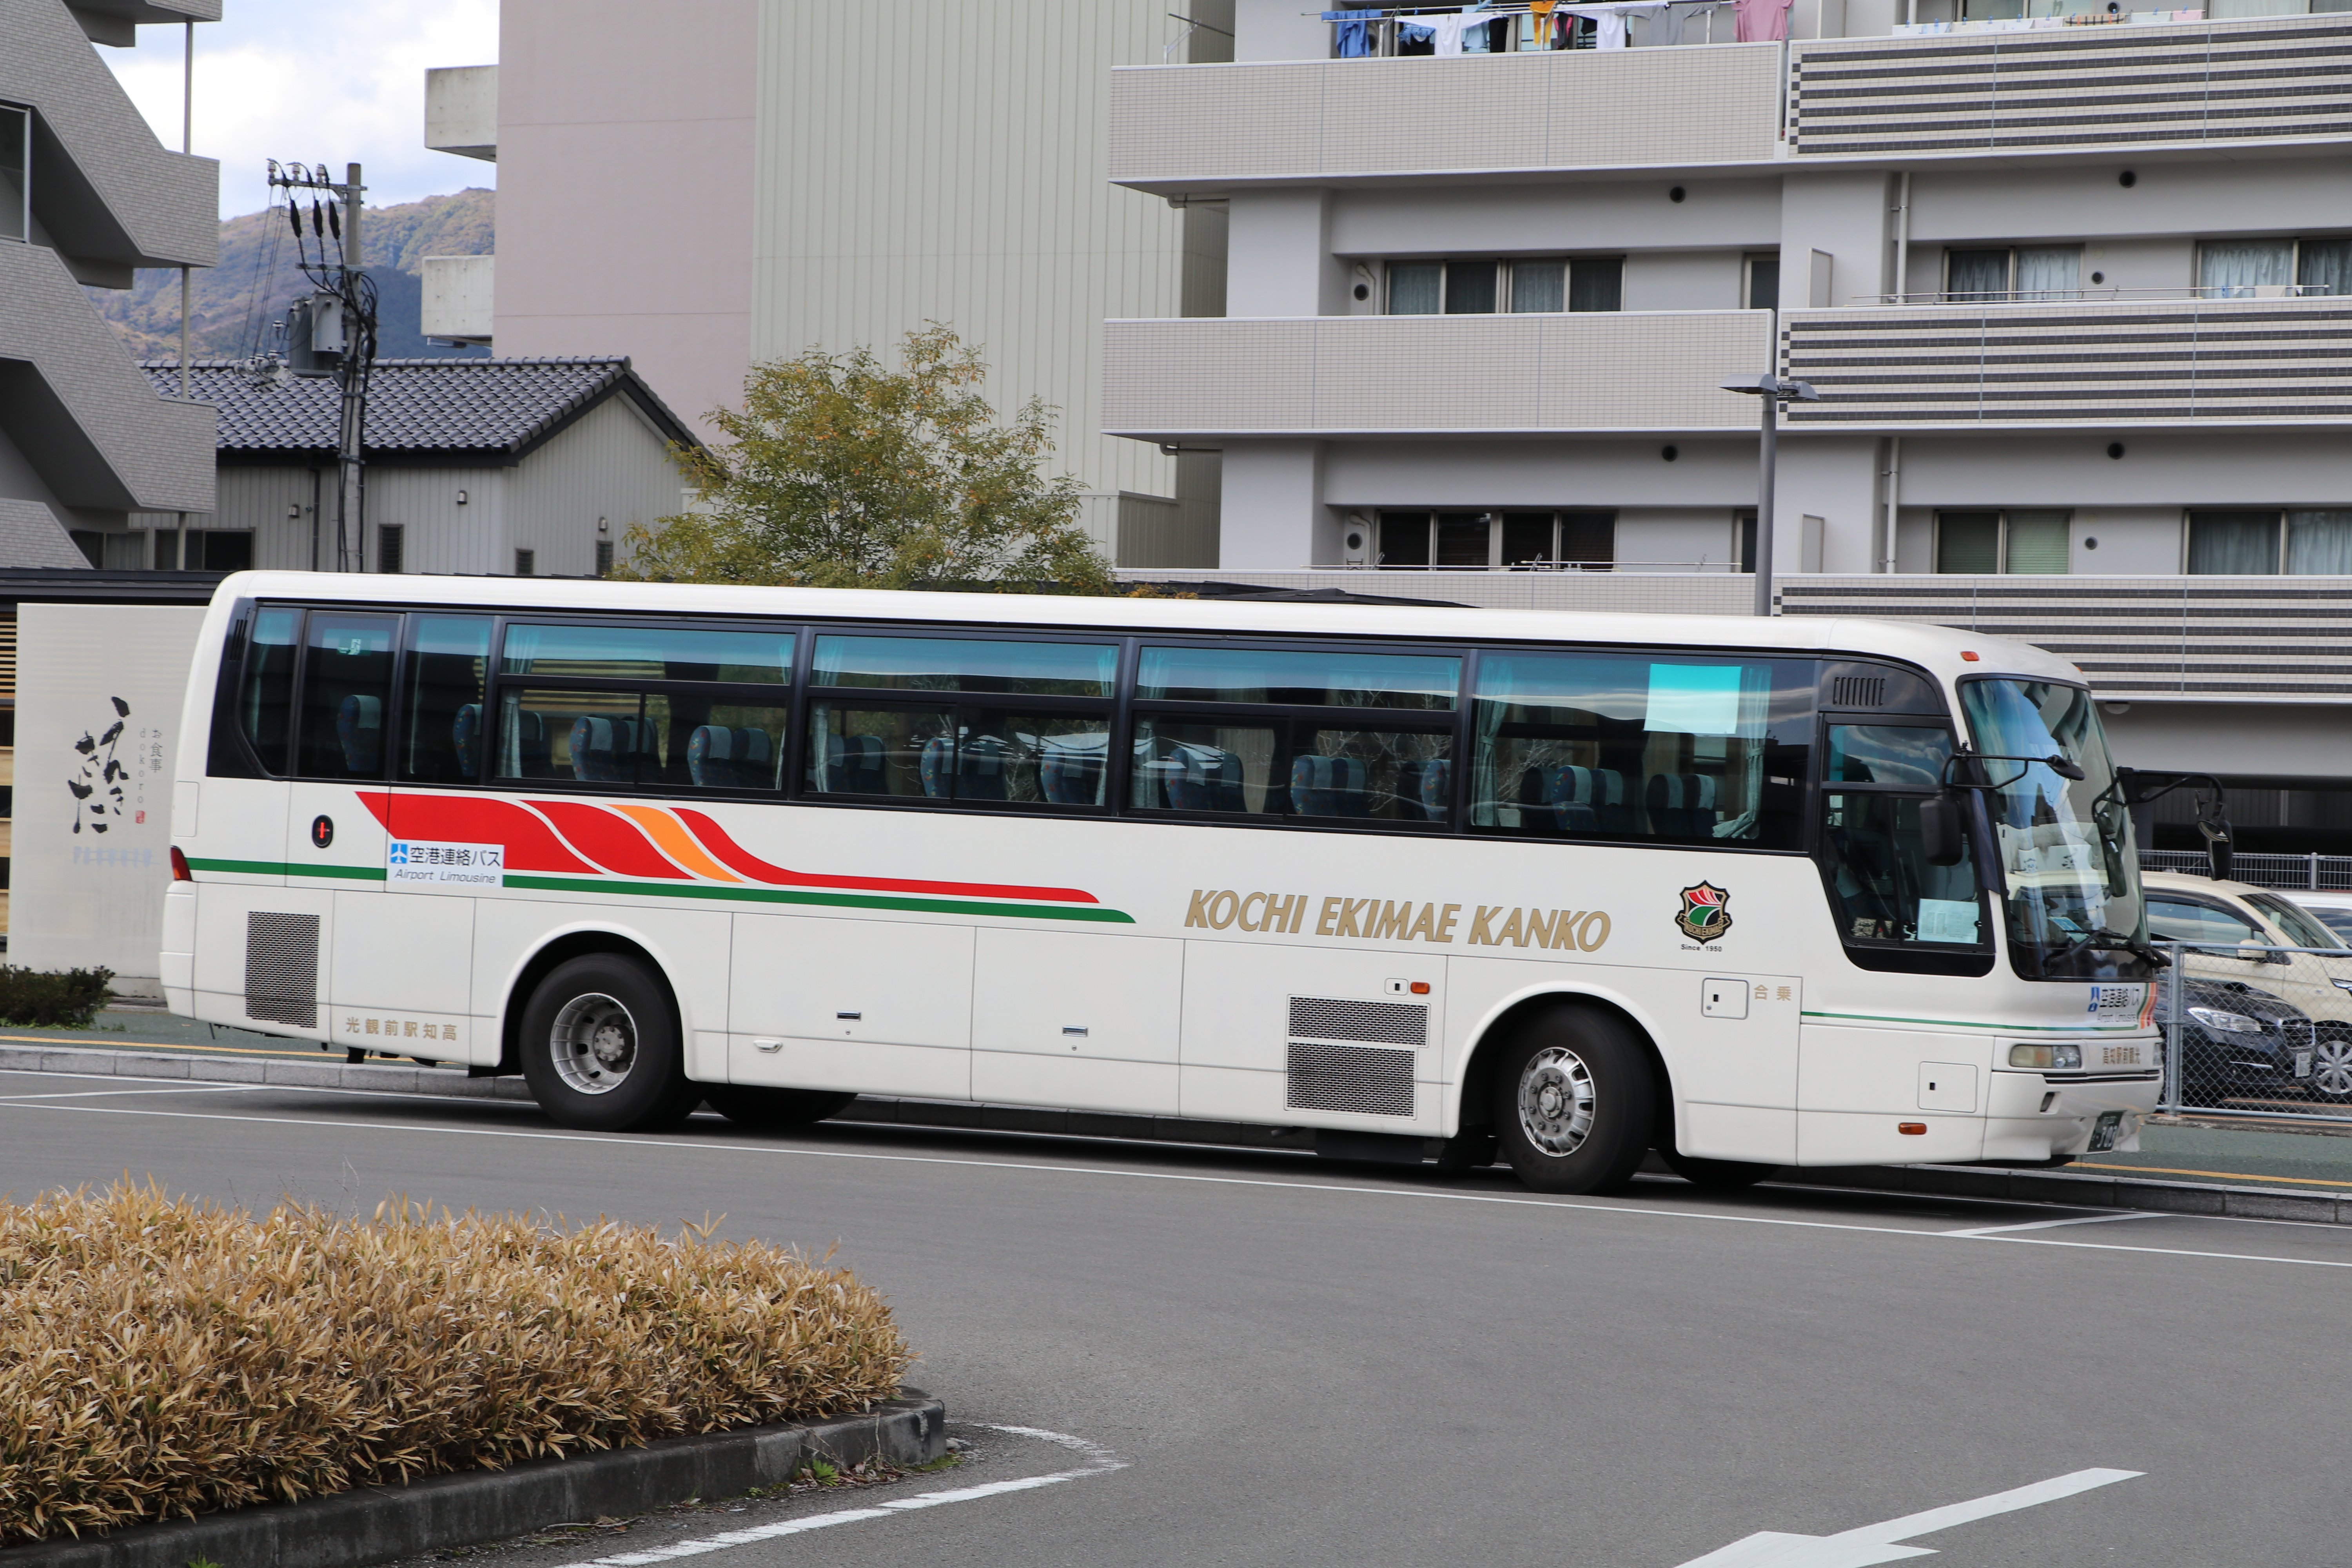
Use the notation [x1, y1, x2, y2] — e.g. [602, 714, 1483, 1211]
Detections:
[0, 1181, 914, 1545]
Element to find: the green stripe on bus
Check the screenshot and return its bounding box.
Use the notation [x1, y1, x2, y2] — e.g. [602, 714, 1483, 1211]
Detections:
[186, 858, 387, 881]
[1802, 1009, 2145, 1033]
[499, 874, 1136, 923]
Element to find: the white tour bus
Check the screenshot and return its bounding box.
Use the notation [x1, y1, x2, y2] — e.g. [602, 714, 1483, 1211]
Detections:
[165, 573, 2165, 1194]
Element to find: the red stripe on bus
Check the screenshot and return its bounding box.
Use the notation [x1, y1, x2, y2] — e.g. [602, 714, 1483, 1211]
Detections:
[356, 791, 597, 875]
[527, 800, 692, 880]
[673, 807, 1100, 905]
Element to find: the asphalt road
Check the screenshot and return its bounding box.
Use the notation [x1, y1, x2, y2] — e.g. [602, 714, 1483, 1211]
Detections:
[1, 1067, 2346, 1567]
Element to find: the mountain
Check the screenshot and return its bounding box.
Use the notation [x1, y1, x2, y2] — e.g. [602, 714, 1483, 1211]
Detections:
[90, 187, 495, 362]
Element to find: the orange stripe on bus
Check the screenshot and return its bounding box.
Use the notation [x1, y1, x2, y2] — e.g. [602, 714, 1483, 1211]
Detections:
[612, 804, 740, 882]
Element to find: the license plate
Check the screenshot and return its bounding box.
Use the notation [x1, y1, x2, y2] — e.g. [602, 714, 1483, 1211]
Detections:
[2088, 1110, 2125, 1153]
[2296, 1050, 2315, 1079]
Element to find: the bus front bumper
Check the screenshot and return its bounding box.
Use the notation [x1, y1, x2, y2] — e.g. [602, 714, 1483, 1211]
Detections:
[1982, 1066, 2162, 1161]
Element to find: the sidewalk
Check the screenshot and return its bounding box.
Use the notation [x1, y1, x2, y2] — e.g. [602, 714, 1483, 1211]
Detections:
[20, 1012, 2352, 1202]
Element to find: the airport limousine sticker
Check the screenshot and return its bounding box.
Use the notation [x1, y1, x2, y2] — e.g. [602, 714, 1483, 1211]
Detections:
[387, 839, 504, 887]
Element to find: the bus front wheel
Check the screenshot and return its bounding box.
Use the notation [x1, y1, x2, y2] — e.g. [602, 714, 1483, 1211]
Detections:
[703, 1085, 857, 1129]
[520, 954, 699, 1132]
[1491, 1007, 1656, 1195]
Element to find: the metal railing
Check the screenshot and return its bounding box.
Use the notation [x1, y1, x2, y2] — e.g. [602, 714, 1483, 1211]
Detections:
[2140, 849, 2352, 891]
[2155, 940, 2352, 1120]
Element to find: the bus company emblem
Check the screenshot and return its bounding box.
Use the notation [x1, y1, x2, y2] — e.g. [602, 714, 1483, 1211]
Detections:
[1675, 882, 1733, 943]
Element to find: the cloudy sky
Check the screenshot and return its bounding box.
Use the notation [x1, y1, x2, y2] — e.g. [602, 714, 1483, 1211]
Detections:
[100, 0, 499, 219]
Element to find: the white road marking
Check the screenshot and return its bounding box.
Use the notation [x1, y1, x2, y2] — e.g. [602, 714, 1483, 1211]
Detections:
[1942, 1211, 2170, 1238]
[0, 1083, 269, 1102]
[1, 1091, 2348, 1270]
[1675, 1467, 2142, 1567]
[557, 1425, 1122, 1567]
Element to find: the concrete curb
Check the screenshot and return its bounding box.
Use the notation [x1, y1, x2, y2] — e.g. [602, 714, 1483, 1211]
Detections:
[7, 1040, 2348, 1223]
[0, 1396, 945, 1568]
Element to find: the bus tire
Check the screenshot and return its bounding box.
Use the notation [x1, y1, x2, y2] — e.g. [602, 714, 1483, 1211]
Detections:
[1491, 1006, 1655, 1196]
[1659, 1149, 1775, 1189]
[519, 953, 699, 1132]
[702, 1085, 857, 1129]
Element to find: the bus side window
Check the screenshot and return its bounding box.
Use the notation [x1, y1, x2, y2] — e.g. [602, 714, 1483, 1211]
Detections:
[237, 606, 301, 775]
[295, 612, 399, 780]
[403, 615, 492, 784]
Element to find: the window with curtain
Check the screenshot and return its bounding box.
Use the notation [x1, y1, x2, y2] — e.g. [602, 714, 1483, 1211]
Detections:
[1945, 250, 2011, 300]
[2014, 247, 2081, 301]
[1936, 513, 2001, 573]
[1510, 260, 1565, 313]
[1444, 260, 1497, 314]
[1387, 262, 1441, 314]
[2198, 240, 2294, 297]
[2187, 511, 2281, 574]
[2004, 512, 2070, 573]
[2299, 238, 2352, 297]
[1568, 257, 1623, 312]
[2287, 511, 2352, 574]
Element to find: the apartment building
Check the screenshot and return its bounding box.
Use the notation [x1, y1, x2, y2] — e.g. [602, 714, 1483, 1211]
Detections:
[1100, 0, 2352, 852]
[0, 0, 218, 568]
[422, 0, 1233, 568]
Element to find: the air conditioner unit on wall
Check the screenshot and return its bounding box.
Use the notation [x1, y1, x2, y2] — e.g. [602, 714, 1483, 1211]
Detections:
[1342, 514, 1372, 566]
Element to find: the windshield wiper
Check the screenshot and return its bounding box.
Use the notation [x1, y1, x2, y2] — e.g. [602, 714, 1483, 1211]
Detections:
[2056, 927, 2171, 968]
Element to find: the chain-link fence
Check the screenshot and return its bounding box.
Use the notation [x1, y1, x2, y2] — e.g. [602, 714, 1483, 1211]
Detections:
[2141, 849, 2352, 892]
[2157, 940, 2352, 1118]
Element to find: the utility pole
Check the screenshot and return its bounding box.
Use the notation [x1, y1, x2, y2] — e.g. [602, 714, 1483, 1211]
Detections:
[175, 19, 191, 570]
[267, 158, 376, 572]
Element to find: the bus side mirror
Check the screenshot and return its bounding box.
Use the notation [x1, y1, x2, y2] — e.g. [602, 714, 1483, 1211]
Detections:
[1921, 792, 1966, 867]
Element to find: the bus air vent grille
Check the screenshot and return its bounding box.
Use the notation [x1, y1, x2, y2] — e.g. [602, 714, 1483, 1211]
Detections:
[1286, 1040, 1415, 1118]
[1288, 996, 1427, 1047]
[245, 911, 320, 1029]
[1830, 674, 1886, 709]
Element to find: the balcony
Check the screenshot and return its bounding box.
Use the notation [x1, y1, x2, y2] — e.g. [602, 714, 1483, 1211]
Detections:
[1789, 13, 2352, 160]
[425, 65, 498, 162]
[1105, 47, 1784, 192]
[1778, 294, 2352, 429]
[1779, 576, 2352, 701]
[1102, 311, 1774, 439]
[421, 254, 494, 343]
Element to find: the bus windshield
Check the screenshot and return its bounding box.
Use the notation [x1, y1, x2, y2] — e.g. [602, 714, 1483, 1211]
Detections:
[1958, 678, 2150, 981]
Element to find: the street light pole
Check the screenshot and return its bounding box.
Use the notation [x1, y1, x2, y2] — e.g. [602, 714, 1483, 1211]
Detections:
[1719, 373, 1820, 617]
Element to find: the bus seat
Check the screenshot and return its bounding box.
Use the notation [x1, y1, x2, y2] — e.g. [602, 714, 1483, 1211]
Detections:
[570, 716, 641, 783]
[1040, 744, 1103, 805]
[1647, 772, 1719, 837]
[452, 704, 481, 778]
[1165, 744, 1245, 813]
[337, 694, 382, 775]
[958, 735, 1012, 800]
[731, 726, 773, 789]
[1414, 758, 1452, 822]
[918, 735, 955, 797]
[1289, 754, 1367, 817]
[815, 731, 884, 793]
[1542, 765, 1624, 833]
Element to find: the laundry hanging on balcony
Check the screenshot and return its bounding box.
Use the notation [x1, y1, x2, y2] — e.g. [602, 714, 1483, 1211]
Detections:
[1732, 0, 1792, 42]
[1559, 2, 1671, 49]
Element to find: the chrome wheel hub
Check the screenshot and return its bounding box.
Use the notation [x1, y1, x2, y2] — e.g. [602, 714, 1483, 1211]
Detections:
[1517, 1045, 1597, 1157]
[550, 993, 637, 1095]
[2312, 1037, 2352, 1098]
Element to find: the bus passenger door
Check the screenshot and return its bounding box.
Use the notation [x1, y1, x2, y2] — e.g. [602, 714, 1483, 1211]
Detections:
[729, 912, 974, 1100]
[1180, 940, 1443, 1135]
[970, 928, 1181, 1114]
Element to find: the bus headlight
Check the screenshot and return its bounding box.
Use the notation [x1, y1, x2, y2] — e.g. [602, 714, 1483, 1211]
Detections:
[2187, 1006, 2265, 1035]
[2009, 1044, 2084, 1069]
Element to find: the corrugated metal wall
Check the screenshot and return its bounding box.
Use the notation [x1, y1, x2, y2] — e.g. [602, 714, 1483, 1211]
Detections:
[751, 0, 1229, 555]
[507, 397, 691, 576]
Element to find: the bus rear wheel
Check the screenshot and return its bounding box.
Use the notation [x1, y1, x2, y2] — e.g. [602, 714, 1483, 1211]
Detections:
[520, 953, 699, 1132]
[1491, 1007, 1655, 1195]
[703, 1085, 857, 1129]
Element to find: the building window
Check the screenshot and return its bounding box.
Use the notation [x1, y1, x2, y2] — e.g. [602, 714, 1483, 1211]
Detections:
[376, 524, 405, 573]
[103, 532, 145, 570]
[1744, 252, 1780, 310]
[2187, 510, 2352, 574]
[69, 530, 100, 568]
[153, 530, 179, 571]
[2197, 236, 2352, 298]
[1934, 510, 2069, 574]
[1374, 510, 1614, 570]
[1942, 246, 2082, 302]
[1387, 258, 1623, 315]
[198, 531, 252, 572]
[595, 539, 615, 577]
[514, 548, 536, 577]
[0, 104, 26, 244]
